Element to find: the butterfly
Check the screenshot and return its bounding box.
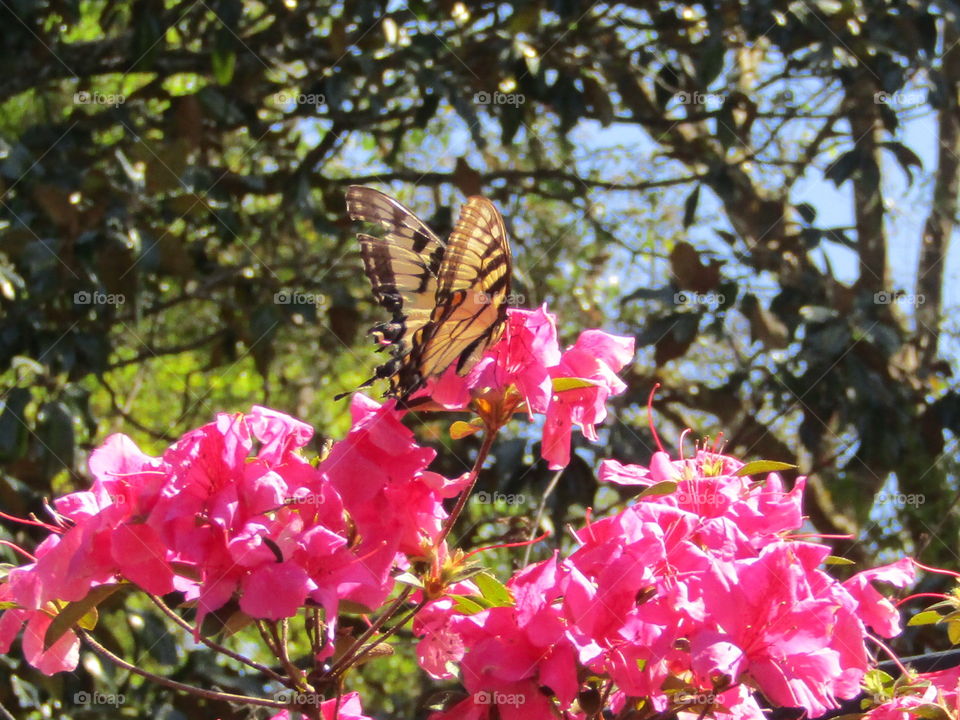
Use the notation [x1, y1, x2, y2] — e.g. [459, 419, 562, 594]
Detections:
[337, 186, 513, 402]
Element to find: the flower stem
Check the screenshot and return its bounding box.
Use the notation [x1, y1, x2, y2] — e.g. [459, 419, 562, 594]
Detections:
[327, 585, 413, 677]
[436, 428, 498, 547]
[80, 630, 286, 709]
[147, 593, 288, 685]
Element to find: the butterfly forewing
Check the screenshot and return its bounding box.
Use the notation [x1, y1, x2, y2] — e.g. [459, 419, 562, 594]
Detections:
[346, 187, 445, 341]
[417, 197, 512, 379]
[343, 187, 512, 401]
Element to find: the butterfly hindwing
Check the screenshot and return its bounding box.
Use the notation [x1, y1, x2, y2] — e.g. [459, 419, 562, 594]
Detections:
[343, 187, 512, 401]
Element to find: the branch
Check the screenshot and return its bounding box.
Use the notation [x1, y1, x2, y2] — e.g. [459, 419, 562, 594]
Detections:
[916, 25, 960, 368]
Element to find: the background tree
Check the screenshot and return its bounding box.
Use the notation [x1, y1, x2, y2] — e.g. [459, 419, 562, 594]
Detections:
[2, 0, 959, 717]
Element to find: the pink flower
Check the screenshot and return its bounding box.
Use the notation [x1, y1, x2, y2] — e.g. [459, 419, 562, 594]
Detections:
[843, 558, 916, 638]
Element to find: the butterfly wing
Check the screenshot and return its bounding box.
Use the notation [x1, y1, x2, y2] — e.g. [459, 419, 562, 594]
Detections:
[342, 187, 512, 402]
[345, 185, 447, 341]
[412, 196, 512, 381]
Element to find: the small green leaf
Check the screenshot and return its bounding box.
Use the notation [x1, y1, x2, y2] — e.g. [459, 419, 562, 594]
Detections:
[638, 481, 677, 499]
[211, 45, 235, 85]
[552, 377, 598, 393]
[948, 620, 960, 645]
[864, 668, 894, 695]
[474, 572, 514, 608]
[44, 585, 119, 649]
[450, 595, 487, 615]
[908, 610, 943, 626]
[394, 572, 424, 589]
[735, 460, 797, 476]
[824, 556, 856, 566]
[451, 419, 484, 440]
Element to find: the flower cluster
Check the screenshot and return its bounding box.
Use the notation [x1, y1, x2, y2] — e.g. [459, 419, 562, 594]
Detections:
[414, 448, 922, 719]
[0, 304, 957, 720]
[0, 400, 460, 674]
[425, 305, 634, 468]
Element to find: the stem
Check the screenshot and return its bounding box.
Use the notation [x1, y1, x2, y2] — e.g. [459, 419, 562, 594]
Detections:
[256, 620, 281, 658]
[333, 598, 427, 676]
[0, 701, 16, 720]
[436, 428, 498, 547]
[147, 594, 288, 685]
[80, 630, 286, 709]
[269, 620, 302, 685]
[326, 585, 413, 677]
[523, 468, 563, 566]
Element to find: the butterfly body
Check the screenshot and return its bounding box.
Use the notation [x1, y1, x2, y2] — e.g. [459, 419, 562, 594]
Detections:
[341, 186, 512, 402]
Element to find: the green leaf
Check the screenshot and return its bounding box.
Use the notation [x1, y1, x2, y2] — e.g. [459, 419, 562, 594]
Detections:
[552, 377, 598, 393]
[451, 419, 484, 440]
[908, 610, 943, 626]
[211, 48, 236, 86]
[474, 572, 513, 608]
[734, 460, 797, 476]
[824, 556, 855, 566]
[394, 572, 424, 589]
[450, 595, 487, 615]
[638, 480, 677, 498]
[44, 585, 119, 649]
[864, 668, 894, 695]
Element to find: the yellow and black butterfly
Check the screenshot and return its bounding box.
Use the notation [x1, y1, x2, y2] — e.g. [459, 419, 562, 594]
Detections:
[337, 186, 512, 402]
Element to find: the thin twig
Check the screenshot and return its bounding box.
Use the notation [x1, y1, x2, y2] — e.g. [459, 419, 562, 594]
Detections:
[80, 630, 286, 709]
[147, 593, 287, 685]
[326, 585, 413, 677]
[436, 429, 499, 547]
[523, 468, 564, 567]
